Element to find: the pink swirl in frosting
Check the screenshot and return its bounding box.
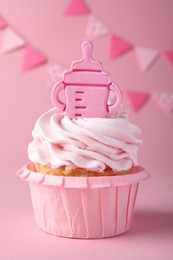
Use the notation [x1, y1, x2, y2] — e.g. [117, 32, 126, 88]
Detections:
[28, 108, 142, 172]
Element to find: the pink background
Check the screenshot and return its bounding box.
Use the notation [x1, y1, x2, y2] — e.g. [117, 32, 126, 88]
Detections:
[0, 0, 173, 259]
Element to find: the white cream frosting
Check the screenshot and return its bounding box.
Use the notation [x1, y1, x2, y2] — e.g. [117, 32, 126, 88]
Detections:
[28, 108, 142, 172]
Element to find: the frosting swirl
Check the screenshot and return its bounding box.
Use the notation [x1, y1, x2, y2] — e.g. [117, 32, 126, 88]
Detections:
[28, 108, 142, 172]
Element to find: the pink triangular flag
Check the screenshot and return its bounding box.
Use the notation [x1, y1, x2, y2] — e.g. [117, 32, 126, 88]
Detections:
[110, 34, 133, 60]
[64, 0, 90, 15]
[126, 91, 150, 111]
[85, 14, 110, 40]
[0, 27, 26, 53]
[22, 46, 47, 70]
[47, 60, 66, 87]
[135, 46, 160, 71]
[164, 50, 173, 66]
[153, 93, 173, 115]
[0, 17, 6, 29]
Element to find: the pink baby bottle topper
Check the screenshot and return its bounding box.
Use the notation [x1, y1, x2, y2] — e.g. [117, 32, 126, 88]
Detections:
[51, 41, 122, 118]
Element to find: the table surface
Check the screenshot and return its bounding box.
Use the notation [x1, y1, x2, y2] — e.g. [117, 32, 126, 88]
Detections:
[1, 164, 173, 260]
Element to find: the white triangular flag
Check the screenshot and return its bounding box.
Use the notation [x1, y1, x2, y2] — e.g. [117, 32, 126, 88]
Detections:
[0, 27, 26, 54]
[135, 46, 160, 71]
[152, 92, 173, 115]
[46, 60, 66, 88]
[85, 14, 110, 40]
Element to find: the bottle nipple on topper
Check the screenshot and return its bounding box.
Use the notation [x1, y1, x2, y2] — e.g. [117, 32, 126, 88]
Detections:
[51, 41, 122, 119]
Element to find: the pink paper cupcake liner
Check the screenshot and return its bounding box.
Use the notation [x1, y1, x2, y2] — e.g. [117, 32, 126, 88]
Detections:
[17, 164, 150, 239]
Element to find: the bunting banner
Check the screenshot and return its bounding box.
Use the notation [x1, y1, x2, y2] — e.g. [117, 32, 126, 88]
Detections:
[84, 13, 168, 71]
[152, 92, 173, 115]
[126, 91, 150, 112]
[135, 46, 160, 72]
[64, 0, 90, 15]
[22, 46, 47, 71]
[110, 34, 133, 60]
[0, 17, 6, 29]
[164, 50, 173, 66]
[1, 2, 173, 73]
[85, 14, 110, 40]
[0, 3, 173, 116]
[46, 60, 66, 88]
[0, 27, 26, 54]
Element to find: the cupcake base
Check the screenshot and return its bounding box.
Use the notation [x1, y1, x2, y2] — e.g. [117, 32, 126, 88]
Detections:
[17, 164, 150, 239]
[34, 163, 135, 177]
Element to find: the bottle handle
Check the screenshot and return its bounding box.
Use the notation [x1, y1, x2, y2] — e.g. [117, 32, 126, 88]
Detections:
[51, 81, 66, 111]
[108, 83, 123, 113]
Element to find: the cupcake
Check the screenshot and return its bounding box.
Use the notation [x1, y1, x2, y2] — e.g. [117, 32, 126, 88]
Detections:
[17, 41, 149, 239]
